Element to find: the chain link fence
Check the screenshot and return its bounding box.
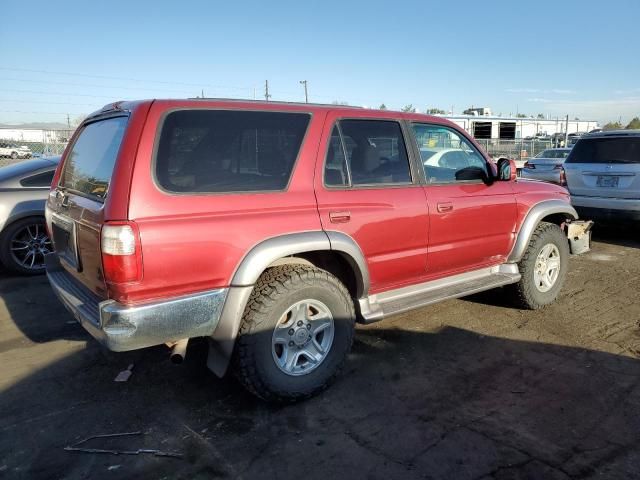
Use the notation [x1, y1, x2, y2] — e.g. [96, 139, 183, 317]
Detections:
[0, 128, 74, 162]
[475, 139, 555, 161]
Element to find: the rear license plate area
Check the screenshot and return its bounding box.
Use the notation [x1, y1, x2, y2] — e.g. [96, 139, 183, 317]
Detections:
[51, 215, 79, 270]
[596, 175, 619, 187]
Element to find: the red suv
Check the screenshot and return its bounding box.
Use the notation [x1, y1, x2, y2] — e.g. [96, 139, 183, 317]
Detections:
[45, 99, 591, 401]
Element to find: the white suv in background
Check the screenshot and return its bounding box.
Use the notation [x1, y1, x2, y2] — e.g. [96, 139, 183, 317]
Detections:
[0, 142, 32, 159]
[563, 130, 640, 221]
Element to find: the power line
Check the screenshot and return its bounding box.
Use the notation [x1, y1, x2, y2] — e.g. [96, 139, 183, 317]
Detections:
[0, 77, 198, 95]
[0, 98, 100, 107]
[2, 88, 118, 99]
[0, 110, 71, 115]
[0, 67, 256, 92]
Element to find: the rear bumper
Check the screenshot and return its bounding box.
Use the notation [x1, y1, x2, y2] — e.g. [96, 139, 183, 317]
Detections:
[45, 254, 228, 352]
[571, 195, 640, 221]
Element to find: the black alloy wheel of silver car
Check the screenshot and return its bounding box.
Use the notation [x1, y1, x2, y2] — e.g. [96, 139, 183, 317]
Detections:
[0, 217, 52, 275]
[232, 264, 355, 402]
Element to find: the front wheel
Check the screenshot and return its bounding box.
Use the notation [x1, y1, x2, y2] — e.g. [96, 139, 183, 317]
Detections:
[10, 151, 17, 159]
[510, 222, 569, 309]
[231, 264, 355, 402]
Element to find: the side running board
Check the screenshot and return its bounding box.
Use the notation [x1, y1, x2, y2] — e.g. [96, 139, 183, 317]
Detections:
[358, 264, 520, 323]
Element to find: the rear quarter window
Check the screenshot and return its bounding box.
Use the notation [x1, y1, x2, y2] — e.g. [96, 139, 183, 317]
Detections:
[20, 170, 55, 187]
[61, 116, 128, 200]
[566, 137, 640, 164]
[155, 110, 310, 193]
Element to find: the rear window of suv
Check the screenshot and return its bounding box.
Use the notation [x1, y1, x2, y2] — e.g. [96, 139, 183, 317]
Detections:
[61, 116, 128, 200]
[566, 136, 640, 164]
[155, 109, 310, 193]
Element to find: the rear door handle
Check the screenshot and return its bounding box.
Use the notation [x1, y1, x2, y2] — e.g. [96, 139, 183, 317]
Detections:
[437, 202, 453, 213]
[329, 211, 351, 223]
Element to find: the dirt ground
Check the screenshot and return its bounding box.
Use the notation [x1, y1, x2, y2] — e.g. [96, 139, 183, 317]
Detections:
[1, 226, 639, 480]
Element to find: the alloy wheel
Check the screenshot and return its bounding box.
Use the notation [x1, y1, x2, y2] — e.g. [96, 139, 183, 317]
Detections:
[533, 243, 561, 293]
[9, 222, 51, 271]
[271, 299, 335, 376]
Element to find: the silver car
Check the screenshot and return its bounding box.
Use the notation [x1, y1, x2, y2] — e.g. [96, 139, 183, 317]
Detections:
[0, 156, 60, 274]
[564, 130, 640, 221]
[521, 148, 572, 184]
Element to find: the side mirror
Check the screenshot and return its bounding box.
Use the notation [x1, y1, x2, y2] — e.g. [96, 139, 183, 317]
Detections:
[455, 166, 488, 182]
[496, 157, 517, 181]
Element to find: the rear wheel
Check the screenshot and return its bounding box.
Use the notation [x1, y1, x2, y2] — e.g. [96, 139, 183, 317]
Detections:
[511, 222, 569, 309]
[0, 217, 51, 275]
[10, 151, 17, 159]
[231, 264, 355, 402]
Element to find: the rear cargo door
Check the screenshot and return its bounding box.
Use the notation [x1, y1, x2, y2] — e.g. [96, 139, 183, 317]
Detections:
[49, 115, 128, 298]
[565, 136, 640, 199]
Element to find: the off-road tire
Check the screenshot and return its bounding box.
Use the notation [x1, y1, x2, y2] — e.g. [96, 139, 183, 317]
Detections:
[510, 222, 569, 309]
[231, 264, 355, 402]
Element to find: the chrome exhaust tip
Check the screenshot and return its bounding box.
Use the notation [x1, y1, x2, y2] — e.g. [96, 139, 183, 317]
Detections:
[167, 338, 189, 364]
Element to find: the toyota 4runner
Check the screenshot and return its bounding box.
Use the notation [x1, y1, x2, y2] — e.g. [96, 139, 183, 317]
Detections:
[45, 99, 592, 401]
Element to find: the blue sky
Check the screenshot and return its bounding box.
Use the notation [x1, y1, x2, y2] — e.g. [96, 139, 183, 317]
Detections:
[2, 0, 639, 125]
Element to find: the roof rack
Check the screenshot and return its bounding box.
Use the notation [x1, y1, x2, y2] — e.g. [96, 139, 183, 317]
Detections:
[186, 97, 364, 109]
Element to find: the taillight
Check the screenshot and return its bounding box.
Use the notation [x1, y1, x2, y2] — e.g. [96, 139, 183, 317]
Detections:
[101, 222, 142, 284]
[523, 162, 535, 169]
[559, 167, 567, 186]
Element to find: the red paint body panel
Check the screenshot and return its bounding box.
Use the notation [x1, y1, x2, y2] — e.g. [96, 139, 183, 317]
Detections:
[313, 109, 430, 293]
[47, 99, 574, 306]
[117, 100, 326, 303]
[423, 182, 517, 276]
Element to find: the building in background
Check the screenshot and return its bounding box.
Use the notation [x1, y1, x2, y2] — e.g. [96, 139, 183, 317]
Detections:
[462, 107, 493, 117]
[0, 127, 74, 156]
[441, 115, 597, 140]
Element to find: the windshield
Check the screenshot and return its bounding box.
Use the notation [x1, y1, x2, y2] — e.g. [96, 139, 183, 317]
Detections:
[565, 137, 640, 164]
[535, 149, 571, 159]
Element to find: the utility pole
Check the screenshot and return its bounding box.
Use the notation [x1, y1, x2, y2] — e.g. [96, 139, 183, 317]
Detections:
[67, 113, 70, 128]
[564, 114, 569, 147]
[299, 80, 308, 103]
[264, 80, 271, 102]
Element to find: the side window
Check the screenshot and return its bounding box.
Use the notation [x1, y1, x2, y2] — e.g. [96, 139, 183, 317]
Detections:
[324, 119, 411, 187]
[20, 170, 55, 187]
[412, 124, 488, 184]
[324, 126, 349, 187]
[155, 110, 310, 193]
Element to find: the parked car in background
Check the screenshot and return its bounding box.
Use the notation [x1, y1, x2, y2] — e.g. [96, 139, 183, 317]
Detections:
[563, 130, 640, 221]
[521, 148, 572, 184]
[43, 99, 593, 402]
[0, 142, 32, 159]
[567, 132, 586, 147]
[0, 156, 60, 274]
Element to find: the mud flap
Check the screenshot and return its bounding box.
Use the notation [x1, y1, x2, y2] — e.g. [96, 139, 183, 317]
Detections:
[566, 220, 594, 255]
